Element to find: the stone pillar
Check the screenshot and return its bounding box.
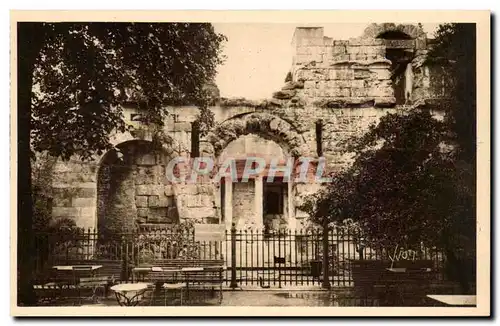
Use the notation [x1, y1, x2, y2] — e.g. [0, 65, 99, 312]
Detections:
[404, 63, 414, 103]
[254, 176, 264, 230]
[284, 189, 289, 219]
[224, 178, 233, 230]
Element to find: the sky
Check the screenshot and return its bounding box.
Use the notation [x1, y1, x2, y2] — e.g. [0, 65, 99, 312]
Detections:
[213, 23, 441, 100]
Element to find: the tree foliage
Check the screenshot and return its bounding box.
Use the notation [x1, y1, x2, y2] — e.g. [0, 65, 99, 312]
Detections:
[426, 23, 476, 163]
[301, 24, 476, 291]
[17, 22, 226, 305]
[302, 110, 474, 251]
[30, 22, 226, 160]
[31, 152, 57, 232]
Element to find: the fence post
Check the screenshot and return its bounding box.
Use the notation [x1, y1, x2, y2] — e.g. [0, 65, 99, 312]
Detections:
[122, 234, 128, 282]
[322, 219, 331, 289]
[358, 246, 365, 260]
[356, 231, 365, 260]
[230, 223, 238, 289]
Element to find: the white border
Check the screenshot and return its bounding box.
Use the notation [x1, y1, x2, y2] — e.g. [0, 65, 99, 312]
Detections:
[3, 3, 495, 324]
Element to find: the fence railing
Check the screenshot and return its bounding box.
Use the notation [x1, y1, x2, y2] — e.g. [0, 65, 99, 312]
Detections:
[33, 225, 448, 288]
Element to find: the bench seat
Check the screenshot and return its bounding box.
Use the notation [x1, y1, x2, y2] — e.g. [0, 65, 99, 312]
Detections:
[134, 259, 225, 304]
[54, 259, 124, 298]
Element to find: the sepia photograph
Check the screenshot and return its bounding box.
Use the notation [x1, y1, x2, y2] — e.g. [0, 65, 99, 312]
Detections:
[10, 10, 490, 317]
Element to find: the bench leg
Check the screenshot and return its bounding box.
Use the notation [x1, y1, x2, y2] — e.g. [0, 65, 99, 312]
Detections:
[149, 287, 156, 306]
[94, 285, 106, 303]
[104, 284, 110, 298]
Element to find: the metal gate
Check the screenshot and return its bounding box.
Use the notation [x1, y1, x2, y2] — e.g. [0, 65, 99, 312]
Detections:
[222, 225, 356, 288]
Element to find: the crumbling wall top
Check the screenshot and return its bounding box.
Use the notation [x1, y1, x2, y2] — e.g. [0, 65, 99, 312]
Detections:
[362, 23, 426, 40]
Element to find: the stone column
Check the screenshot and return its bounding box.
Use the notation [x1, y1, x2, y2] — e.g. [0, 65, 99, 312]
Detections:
[254, 176, 264, 230]
[224, 178, 233, 230]
[404, 63, 414, 103]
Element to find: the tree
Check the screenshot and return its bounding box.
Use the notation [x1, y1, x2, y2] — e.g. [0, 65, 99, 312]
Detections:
[301, 24, 476, 292]
[426, 23, 476, 164]
[17, 22, 226, 305]
[425, 22, 476, 293]
[302, 110, 475, 292]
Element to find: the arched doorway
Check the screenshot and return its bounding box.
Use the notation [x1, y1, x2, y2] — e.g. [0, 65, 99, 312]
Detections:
[208, 112, 306, 232]
[218, 134, 296, 232]
[375, 31, 415, 105]
[364, 24, 424, 105]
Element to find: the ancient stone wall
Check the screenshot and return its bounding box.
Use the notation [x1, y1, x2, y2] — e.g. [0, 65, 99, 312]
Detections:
[97, 142, 179, 232]
[232, 181, 256, 230]
[49, 157, 99, 229]
[47, 23, 448, 232]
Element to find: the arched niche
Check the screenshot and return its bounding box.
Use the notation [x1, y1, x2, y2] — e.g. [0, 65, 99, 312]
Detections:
[96, 140, 178, 234]
[216, 133, 297, 233]
[364, 24, 423, 105]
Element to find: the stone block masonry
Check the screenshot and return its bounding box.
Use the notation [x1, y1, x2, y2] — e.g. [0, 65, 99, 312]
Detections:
[45, 23, 446, 232]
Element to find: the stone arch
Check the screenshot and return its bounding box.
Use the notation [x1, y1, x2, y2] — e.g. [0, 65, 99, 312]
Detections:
[219, 134, 288, 162]
[96, 139, 179, 234]
[361, 24, 424, 106]
[206, 112, 308, 158]
[107, 129, 184, 158]
[93, 128, 185, 181]
[49, 128, 184, 231]
[362, 23, 425, 40]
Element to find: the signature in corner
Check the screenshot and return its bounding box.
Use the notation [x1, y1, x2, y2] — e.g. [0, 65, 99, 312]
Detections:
[389, 244, 418, 269]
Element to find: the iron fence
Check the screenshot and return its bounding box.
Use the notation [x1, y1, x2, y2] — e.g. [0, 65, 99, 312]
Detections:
[33, 224, 448, 288]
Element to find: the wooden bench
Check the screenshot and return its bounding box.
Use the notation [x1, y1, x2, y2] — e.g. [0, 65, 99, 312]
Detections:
[134, 259, 225, 304]
[382, 260, 436, 282]
[32, 263, 103, 304]
[60, 259, 124, 298]
[351, 259, 436, 296]
[33, 277, 73, 305]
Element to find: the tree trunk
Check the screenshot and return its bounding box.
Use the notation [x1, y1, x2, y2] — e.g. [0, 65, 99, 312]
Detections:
[17, 22, 44, 306]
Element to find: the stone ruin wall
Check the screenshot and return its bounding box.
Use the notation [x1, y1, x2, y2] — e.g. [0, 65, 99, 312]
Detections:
[46, 24, 448, 231]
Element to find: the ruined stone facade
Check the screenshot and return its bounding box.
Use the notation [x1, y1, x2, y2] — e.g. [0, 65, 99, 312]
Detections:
[47, 24, 448, 232]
